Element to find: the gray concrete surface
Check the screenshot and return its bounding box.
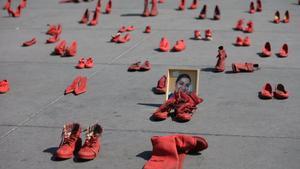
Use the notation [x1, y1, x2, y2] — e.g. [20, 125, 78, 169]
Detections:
[0, 0, 300, 169]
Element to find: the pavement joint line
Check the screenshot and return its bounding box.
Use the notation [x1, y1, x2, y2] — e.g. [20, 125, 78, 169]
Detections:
[0, 36, 149, 145]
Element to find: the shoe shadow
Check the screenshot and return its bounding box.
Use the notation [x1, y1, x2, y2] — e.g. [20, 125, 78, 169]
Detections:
[275, 53, 284, 58]
[257, 52, 267, 58]
[225, 70, 236, 74]
[232, 28, 242, 31]
[50, 51, 59, 56]
[189, 37, 201, 41]
[136, 151, 152, 160]
[43, 147, 66, 161]
[201, 67, 216, 72]
[149, 115, 167, 122]
[73, 157, 92, 163]
[151, 87, 165, 95]
[120, 13, 143, 17]
[138, 103, 161, 108]
[154, 48, 163, 52]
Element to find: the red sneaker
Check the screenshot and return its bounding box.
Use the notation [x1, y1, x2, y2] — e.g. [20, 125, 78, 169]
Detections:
[243, 36, 251, 46]
[143, 0, 150, 17]
[249, 1, 255, 14]
[0, 80, 10, 94]
[78, 124, 103, 160]
[259, 83, 273, 99]
[89, 8, 100, 26]
[154, 75, 167, 94]
[194, 30, 201, 40]
[172, 40, 186, 52]
[213, 5, 221, 20]
[278, 43, 288, 58]
[282, 10, 290, 23]
[74, 76, 88, 95]
[262, 42, 272, 57]
[199, 4, 207, 19]
[244, 21, 254, 33]
[144, 25, 151, 33]
[159, 37, 170, 52]
[274, 84, 288, 99]
[22, 38, 37, 47]
[256, 0, 262, 12]
[205, 29, 212, 40]
[3, 0, 11, 10]
[85, 57, 94, 68]
[140, 60, 151, 71]
[128, 62, 141, 71]
[54, 40, 67, 56]
[46, 34, 60, 44]
[178, 0, 185, 11]
[189, 0, 198, 10]
[235, 36, 243, 46]
[126, 25, 136, 32]
[274, 11, 280, 24]
[65, 76, 81, 94]
[79, 9, 89, 24]
[150, 0, 158, 16]
[76, 58, 85, 69]
[110, 33, 121, 42]
[19, 0, 27, 9]
[56, 123, 82, 159]
[105, 0, 112, 14]
[65, 41, 77, 57]
[234, 19, 244, 31]
[117, 33, 131, 43]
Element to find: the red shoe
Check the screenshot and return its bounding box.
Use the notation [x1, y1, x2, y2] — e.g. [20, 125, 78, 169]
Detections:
[74, 76, 88, 95]
[154, 75, 167, 94]
[8, 5, 22, 17]
[205, 29, 212, 40]
[0, 80, 10, 94]
[282, 10, 290, 23]
[79, 9, 89, 24]
[117, 33, 131, 43]
[278, 43, 288, 58]
[274, 11, 280, 24]
[175, 103, 197, 122]
[56, 24, 62, 35]
[152, 97, 176, 120]
[259, 83, 273, 99]
[194, 30, 201, 40]
[89, 8, 100, 26]
[46, 24, 58, 35]
[46, 34, 60, 44]
[105, 0, 112, 14]
[234, 19, 244, 31]
[199, 4, 207, 19]
[172, 40, 186, 52]
[159, 37, 170, 52]
[243, 36, 251, 46]
[262, 42, 272, 57]
[110, 33, 121, 42]
[54, 40, 67, 56]
[65, 76, 81, 94]
[85, 57, 94, 68]
[56, 123, 82, 159]
[189, 0, 198, 10]
[118, 26, 127, 33]
[214, 46, 227, 72]
[19, 0, 27, 9]
[76, 58, 85, 69]
[126, 25, 136, 32]
[244, 21, 254, 33]
[144, 25, 151, 33]
[178, 0, 185, 11]
[97, 0, 102, 8]
[22, 38, 37, 47]
[143, 0, 150, 17]
[65, 41, 77, 57]
[274, 84, 288, 99]
[128, 62, 141, 71]
[140, 60, 151, 71]
[150, 0, 158, 16]
[249, 1, 255, 14]
[3, 0, 11, 10]
[235, 36, 243, 46]
[213, 5, 221, 20]
[256, 0, 262, 12]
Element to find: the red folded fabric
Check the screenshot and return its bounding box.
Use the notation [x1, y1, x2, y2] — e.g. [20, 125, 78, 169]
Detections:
[232, 63, 259, 73]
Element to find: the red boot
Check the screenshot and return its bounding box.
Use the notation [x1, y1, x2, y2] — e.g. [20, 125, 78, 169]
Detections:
[65, 41, 77, 57]
[262, 42, 272, 57]
[205, 29, 212, 40]
[274, 11, 280, 24]
[22, 38, 37, 47]
[65, 76, 81, 94]
[259, 83, 272, 99]
[172, 40, 186, 52]
[0, 80, 10, 94]
[244, 21, 254, 33]
[235, 36, 243, 46]
[213, 5, 221, 20]
[198, 4, 207, 19]
[79, 9, 89, 24]
[154, 75, 167, 94]
[144, 25, 151, 33]
[256, 0, 262, 12]
[243, 36, 251, 46]
[140, 60, 151, 71]
[189, 0, 198, 10]
[46, 34, 60, 44]
[194, 30, 201, 40]
[178, 0, 185, 11]
[150, 0, 158, 16]
[105, 0, 112, 14]
[273, 84, 289, 99]
[282, 10, 290, 23]
[143, 0, 150, 17]
[214, 46, 227, 72]
[74, 76, 88, 95]
[54, 40, 67, 56]
[234, 19, 244, 31]
[78, 124, 103, 160]
[159, 37, 170, 52]
[249, 1, 255, 14]
[85, 57, 94, 68]
[56, 123, 82, 159]
[76, 58, 85, 69]
[278, 43, 288, 58]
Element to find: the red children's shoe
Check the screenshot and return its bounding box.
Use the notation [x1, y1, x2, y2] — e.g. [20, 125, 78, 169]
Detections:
[140, 60, 151, 71]
[154, 75, 167, 94]
[159, 37, 170, 52]
[74, 76, 88, 95]
[274, 84, 289, 99]
[54, 40, 67, 56]
[178, 0, 185, 11]
[78, 124, 103, 160]
[89, 8, 100, 26]
[105, 0, 112, 14]
[110, 33, 121, 42]
[3, 0, 11, 10]
[65, 76, 81, 94]
[46, 34, 60, 44]
[189, 0, 198, 10]
[128, 62, 141, 71]
[282, 10, 290, 23]
[256, 0, 262, 12]
[143, 0, 150, 17]
[213, 5, 221, 20]
[172, 40, 186, 52]
[259, 83, 273, 99]
[76, 58, 85, 69]
[199, 4, 207, 19]
[22, 38, 37, 47]
[262, 42, 272, 57]
[126, 25, 136, 32]
[117, 33, 131, 43]
[235, 36, 243, 46]
[234, 19, 244, 31]
[249, 1, 255, 14]
[0, 80, 10, 94]
[244, 21, 254, 33]
[150, 0, 158, 16]
[205, 29, 212, 40]
[278, 43, 288, 58]
[243, 36, 251, 46]
[144, 25, 151, 33]
[56, 123, 82, 159]
[79, 9, 89, 24]
[65, 41, 77, 57]
[194, 30, 201, 40]
[85, 57, 94, 68]
[274, 11, 280, 24]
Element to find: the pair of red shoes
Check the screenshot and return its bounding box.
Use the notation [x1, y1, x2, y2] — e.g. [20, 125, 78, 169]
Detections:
[22, 38, 37, 47]
[0, 80, 10, 94]
[56, 123, 102, 160]
[144, 25, 151, 33]
[259, 83, 289, 99]
[79, 7, 100, 26]
[235, 36, 251, 46]
[152, 91, 203, 122]
[261, 42, 288, 58]
[249, 0, 262, 14]
[178, 0, 199, 10]
[118, 25, 135, 33]
[234, 19, 254, 33]
[76, 57, 94, 69]
[54, 40, 77, 56]
[159, 38, 186, 52]
[231, 63, 259, 73]
[45, 24, 63, 43]
[110, 32, 131, 43]
[143, 0, 158, 16]
[198, 5, 221, 20]
[153, 75, 167, 94]
[194, 29, 213, 40]
[274, 11, 290, 24]
[65, 76, 87, 95]
[5, 0, 26, 17]
[128, 61, 151, 72]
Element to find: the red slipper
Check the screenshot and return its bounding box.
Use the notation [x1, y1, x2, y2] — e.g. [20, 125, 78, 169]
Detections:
[117, 33, 131, 43]
[126, 25, 136, 32]
[65, 41, 77, 57]
[256, 0, 262, 12]
[234, 19, 244, 31]
[282, 10, 290, 23]
[173, 40, 186, 52]
[159, 37, 170, 52]
[105, 0, 112, 14]
[154, 75, 167, 94]
[85, 57, 94, 68]
[259, 83, 273, 99]
[278, 43, 288, 58]
[189, 0, 198, 10]
[262, 42, 272, 57]
[205, 29, 212, 40]
[76, 58, 85, 69]
[79, 9, 89, 24]
[65, 76, 81, 94]
[74, 76, 87, 95]
[144, 25, 151, 33]
[198, 4, 207, 19]
[140, 60, 151, 71]
[54, 40, 67, 56]
[235, 36, 243, 46]
[0, 80, 10, 94]
[150, 0, 158, 16]
[178, 0, 185, 10]
[194, 30, 201, 40]
[243, 36, 251, 46]
[274, 11, 280, 24]
[274, 84, 289, 99]
[128, 62, 141, 71]
[22, 38, 37, 47]
[249, 1, 255, 14]
[213, 5, 221, 20]
[46, 34, 60, 44]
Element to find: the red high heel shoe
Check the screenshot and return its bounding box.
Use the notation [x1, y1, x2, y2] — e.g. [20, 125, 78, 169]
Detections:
[154, 75, 167, 94]
[194, 30, 201, 40]
[205, 29, 212, 40]
[273, 84, 289, 99]
[105, 0, 112, 14]
[79, 9, 89, 24]
[278, 43, 288, 58]
[249, 1, 255, 14]
[178, 0, 185, 11]
[140, 60, 151, 71]
[46, 34, 60, 44]
[76, 58, 85, 69]
[198, 4, 207, 19]
[143, 0, 150, 17]
[144, 25, 151, 33]
[213, 5, 221, 20]
[259, 83, 272, 99]
[256, 0, 262, 12]
[85, 57, 94, 68]
[74, 76, 88, 95]
[262, 42, 272, 57]
[274, 11, 280, 24]
[150, 0, 158, 16]
[22, 38, 37, 47]
[159, 37, 170, 52]
[243, 36, 251, 46]
[234, 19, 244, 31]
[65, 41, 77, 57]
[54, 40, 67, 56]
[282, 10, 290, 23]
[235, 36, 243, 46]
[89, 7, 100, 26]
[128, 62, 141, 71]
[0, 80, 10, 94]
[244, 21, 254, 33]
[172, 40, 186, 52]
[117, 33, 131, 43]
[189, 0, 198, 10]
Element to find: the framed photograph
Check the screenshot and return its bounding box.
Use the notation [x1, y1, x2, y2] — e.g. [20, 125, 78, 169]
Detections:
[166, 68, 200, 100]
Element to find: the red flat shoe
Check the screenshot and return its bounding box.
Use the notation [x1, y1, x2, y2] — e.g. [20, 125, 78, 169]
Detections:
[154, 75, 167, 94]
[243, 36, 251, 46]
[150, 0, 158, 16]
[262, 42, 272, 57]
[172, 40, 186, 52]
[65, 76, 81, 94]
[117, 33, 131, 43]
[278, 43, 288, 58]
[235, 36, 243, 46]
[128, 62, 141, 71]
[159, 37, 170, 52]
[110, 33, 121, 42]
[189, 0, 198, 10]
[85, 57, 94, 68]
[274, 11, 280, 24]
[205, 29, 212, 40]
[54, 40, 67, 56]
[274, 84, 289, 99]
[256, 0, 262, 12]
[46, 34, 60, 44]
[178, 0, 185, 11]
[244, 21, 254, 33]
[194, 30, 201, 40]
[143, 0, 150, 17]
[79, 9, 89, 24]
[105, 0, 112, 14]
[282, 10, 290, 23]
[198, 4, 207, 19]
[22, 38, 37, 47]
[126, 25, 136, 32]
[76, 58, 85, 69]
[0, 80, 10, 94]
[140, 60, 151, 71]
[118, 26, 127, 33]
[74, 76, 88, 95]
[249, 1, 255, 14]
[234, 19, 244, 31]
[259, 83, 272, 99]
[65, 41, 77, 57]
[144, 25, 151, 33]
[213, 5, 221, 20]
